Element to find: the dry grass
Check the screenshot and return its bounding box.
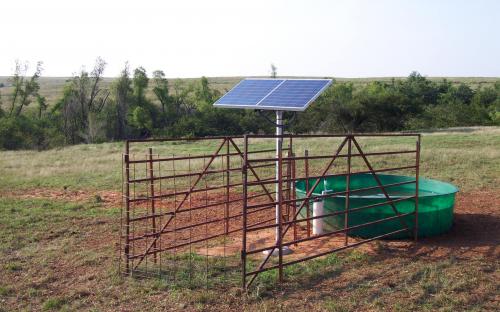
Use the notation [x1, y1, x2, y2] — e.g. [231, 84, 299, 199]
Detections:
[0, 128, 499, 311]
[1, 127, 499, 192]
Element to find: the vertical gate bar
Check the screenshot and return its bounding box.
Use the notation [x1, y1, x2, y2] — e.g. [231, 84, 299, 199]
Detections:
[144, 156, 149, 274]
[344, 136, 352, 246]
[277, 139, 284, 283]
[221, 143, 227, 282]
[414, 135, 421, 242]
[188, 155, 193, 284]
[285, 137, 293, 221]
[172, 154, 178, 284]
[124, 141, 130, 274]
[148, 147, 157, 264]
[204, 155, 209, 289]
[305, 149, 311, 237]
[225, 138, 230, 234]
[291, 151, 297, 246]
[131, 155, 136, 273]
[242, 135, 248, 290]
[119, 150, 124, 275]
[286, 149, 292, 221]
[157, 152, 162, 273]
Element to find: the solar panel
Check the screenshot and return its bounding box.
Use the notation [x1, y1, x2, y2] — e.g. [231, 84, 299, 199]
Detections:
[213, 78, 332, 111]
[214, 79, 284, 107]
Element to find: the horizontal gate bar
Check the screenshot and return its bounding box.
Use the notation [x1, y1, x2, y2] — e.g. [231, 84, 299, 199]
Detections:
[246, 194, 417, 234]
[246, 165, 417, 187]
[246, 180, 416, 211]
[245, 227, 409, 277]
[247, 150, 417, 162]
[245, 211, 415, 255]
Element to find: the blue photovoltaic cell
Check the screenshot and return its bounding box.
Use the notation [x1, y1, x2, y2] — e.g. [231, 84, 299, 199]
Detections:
[258, 80, 330, 108]
[214, 79, 284, 106]
[213, 78, 332, 111]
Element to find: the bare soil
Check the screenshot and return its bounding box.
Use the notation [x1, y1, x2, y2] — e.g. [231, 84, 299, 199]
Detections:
[3, 187, 498, 262]
[1, 188, 499, 311]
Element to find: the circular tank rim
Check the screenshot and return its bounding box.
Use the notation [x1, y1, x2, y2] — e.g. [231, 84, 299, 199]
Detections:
[296, 173, 459, 199]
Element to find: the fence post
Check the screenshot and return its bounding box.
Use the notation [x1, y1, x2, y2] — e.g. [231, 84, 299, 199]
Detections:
[277, 139, 284, 283]
[124, 142, 131, 274]
[242, 135, 248, 290]
[291, 151, 297, 246]
[414, 135, 421, 242]
[344, 136, 352, 246]
[148, 147, 157, 264]
[305, 149, 311, 237]
[225, 138, 230, 235]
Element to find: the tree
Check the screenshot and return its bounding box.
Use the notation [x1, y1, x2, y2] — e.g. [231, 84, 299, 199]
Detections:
[195, 76, 218, 110]
[112, 64, 133, 139]
[8, 61, 43, 117]
[55, 57, 110, 143]
[152, 70, 175, 126]
[36, 95, 47, 119]
[132, 67, 149, 106]
[130, 106, 153, 136]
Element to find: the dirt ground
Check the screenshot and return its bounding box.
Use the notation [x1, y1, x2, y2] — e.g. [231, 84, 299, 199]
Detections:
[3, 188, 499, 261]
[1, 187, 499, 311]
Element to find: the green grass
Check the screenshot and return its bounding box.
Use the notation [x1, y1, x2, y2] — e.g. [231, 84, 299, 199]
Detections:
[1, 127, 499, 192]
[0, 127, 499, 311]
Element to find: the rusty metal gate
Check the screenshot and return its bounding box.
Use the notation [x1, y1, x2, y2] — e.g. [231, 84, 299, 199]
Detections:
[241, 134, 421, 289]
[120, 133, 420, 290]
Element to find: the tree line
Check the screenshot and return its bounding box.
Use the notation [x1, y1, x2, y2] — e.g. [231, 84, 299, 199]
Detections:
[0, 59, 499, 150]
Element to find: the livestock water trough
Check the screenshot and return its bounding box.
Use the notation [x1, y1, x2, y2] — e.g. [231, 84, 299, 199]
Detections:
[296, 173, 459, 239]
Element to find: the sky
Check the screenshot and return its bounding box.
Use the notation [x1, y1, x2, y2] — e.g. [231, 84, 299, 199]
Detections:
[1, 0, 499, 78]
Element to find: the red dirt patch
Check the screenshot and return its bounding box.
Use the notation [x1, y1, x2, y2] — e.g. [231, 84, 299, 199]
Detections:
[196, 189, 500, 261]
[1, 188, 122, 207]
[2, 187, 499, 261]
[407, 189, 500, 259]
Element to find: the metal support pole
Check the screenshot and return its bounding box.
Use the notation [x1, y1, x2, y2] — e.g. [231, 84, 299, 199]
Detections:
[275, 111, 283, 243]
[277, 139, 284, 282]
[263, 111, 292, 256]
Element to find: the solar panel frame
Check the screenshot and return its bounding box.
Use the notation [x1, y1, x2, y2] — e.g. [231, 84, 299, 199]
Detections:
[213, 78, 332, 111]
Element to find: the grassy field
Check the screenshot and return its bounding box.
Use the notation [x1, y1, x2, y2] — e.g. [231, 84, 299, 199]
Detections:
[0, 76, 498, 108]
[0, 127, 499, 311]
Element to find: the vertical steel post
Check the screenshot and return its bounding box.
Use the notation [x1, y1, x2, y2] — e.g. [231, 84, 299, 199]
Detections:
[124, 141, 130, 274]
[275, 111, 283, 243]
[291, 151, 297, 246]
[277, 139, 284, 283]
[225, 138, 230, 235]
[414, 135, 421, 242]
[286, 149, 292, 222]
[344, 136, 352, 246]
[305, 149, 311, 237]
[242, 135, 248, 290]
[148, 147, 157, 264]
